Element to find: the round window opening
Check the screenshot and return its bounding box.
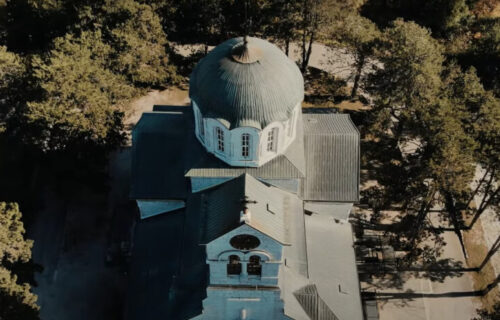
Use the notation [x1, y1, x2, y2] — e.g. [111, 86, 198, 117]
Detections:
[230, 234, 260, 250]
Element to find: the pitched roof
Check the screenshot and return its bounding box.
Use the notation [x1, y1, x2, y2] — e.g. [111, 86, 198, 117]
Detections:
[189, 37, 304, 129]
[301, 112, 360, 202]
[197, 174, 302, 244]
[130, 107, 306, 200]
[125, 207, 207, 320]
[185, 110, 306, 178]
[185, 136, 305, 178]
[304, 213, 364, 320]
[130, 108, 359, 203]
[294, 285, 340, 320]
[130, 110, 189, 199]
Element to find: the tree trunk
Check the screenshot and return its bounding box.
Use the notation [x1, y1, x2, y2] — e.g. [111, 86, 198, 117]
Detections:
[444, 191, 468, 259]
[408, 189, 437, 250]
[304, 31, 314, 72]
[301, 28, 307, 73]
[479, 235, 500, 271]
[464, 167, 491, 210]
[300, 0, 312, 74]
[351, 53, 365, 99]
[285, 39, 290, 57]
[468, 185, 499, 229]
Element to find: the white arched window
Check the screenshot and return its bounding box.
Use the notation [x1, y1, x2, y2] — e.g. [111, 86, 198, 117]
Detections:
[216, 127, 225, 152]
[266, 128, 278, 152]
[241, 133, 250, 157]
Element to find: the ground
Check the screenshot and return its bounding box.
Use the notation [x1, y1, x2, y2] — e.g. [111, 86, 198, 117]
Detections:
[30, 185, 127, 319]
[27, 42, 497, 320]
[366, 225, 480, 320]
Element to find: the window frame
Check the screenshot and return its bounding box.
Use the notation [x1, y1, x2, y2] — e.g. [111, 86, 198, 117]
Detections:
[227, 255, 242, 275]
[230, 234, 260, 250]
[247, 255, 262, 276]
[216, 127, 225, 152]
[241, 133, 250, 158]
[266, 127, 279, 152]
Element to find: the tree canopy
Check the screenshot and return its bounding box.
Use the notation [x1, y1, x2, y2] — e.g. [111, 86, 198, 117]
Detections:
[0, 202, 39, 320]
[26, 31, 134, 153]
[363, 18, 499, 262]
[105, 0, 178, 86]
[0, 46, 25, 133]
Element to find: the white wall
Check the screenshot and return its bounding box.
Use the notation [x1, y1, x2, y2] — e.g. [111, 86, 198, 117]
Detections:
[192, 101, 300, 167]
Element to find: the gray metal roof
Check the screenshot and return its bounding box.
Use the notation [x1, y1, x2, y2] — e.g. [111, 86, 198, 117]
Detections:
[130, 107, 307, 200]
[130, 108, 359, 203]
[301, 113, 360, 202]
[185, 137, 305, 178]
[198, 174, 301, 244]
[294, 285, 340, 320]
[130, 110, 189, 199]
[126, 205, 207, 319]
[305, 213, 364, 320]
[189, 37, 304, 129]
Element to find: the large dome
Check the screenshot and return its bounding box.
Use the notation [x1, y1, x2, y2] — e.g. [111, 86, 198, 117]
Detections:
[189, 37, 304, 129]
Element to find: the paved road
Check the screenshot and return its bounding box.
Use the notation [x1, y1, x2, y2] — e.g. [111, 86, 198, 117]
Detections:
[375, 229, 479, 320]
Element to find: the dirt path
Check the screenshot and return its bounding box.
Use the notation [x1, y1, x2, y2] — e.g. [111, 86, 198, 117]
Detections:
[125, 87, 190, 127]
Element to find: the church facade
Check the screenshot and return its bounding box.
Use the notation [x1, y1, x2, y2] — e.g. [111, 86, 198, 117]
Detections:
[126, 37, 363, 320]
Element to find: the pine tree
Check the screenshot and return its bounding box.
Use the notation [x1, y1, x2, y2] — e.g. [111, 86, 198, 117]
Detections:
[330, 13, 380, 98]
[104, 0, 178, 86]
[364, 20, 483, 263]
[0, 46, 26, 133]
[26, 31, 135, 152]
[0, 202, 39, 320]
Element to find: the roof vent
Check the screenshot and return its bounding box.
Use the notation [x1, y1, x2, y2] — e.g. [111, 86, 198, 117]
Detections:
[231, 36, 263, 64]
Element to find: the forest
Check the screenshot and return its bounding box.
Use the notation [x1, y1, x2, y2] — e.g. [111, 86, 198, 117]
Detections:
[0, 0, 498, 319]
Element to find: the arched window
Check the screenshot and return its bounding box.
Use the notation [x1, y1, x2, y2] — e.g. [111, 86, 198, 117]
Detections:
[227, 255, 241, 275]
[266, 128, 278, 152]
[247, 255, 262, 276]
[216, 127, 224, 152]
[241, 133, 250, 157]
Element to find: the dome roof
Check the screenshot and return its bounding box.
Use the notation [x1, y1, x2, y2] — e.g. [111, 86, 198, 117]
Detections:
[189, 37, 304, 129]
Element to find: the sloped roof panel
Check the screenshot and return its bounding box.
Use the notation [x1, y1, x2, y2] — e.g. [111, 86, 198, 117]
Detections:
[199, 174, 302, 245]
[130, 110, 190, 199]
[301, 113, 360, 202]
[294, 285, 340, 320]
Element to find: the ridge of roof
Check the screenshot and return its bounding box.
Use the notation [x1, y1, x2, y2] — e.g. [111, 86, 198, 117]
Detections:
[198, 174, 299, 245]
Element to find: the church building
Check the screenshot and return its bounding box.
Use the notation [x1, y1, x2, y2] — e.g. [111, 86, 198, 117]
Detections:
[126, 36, 363, 320]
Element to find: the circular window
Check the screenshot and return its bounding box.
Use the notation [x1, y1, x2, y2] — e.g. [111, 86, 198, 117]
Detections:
[230, 234, 260, 250]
